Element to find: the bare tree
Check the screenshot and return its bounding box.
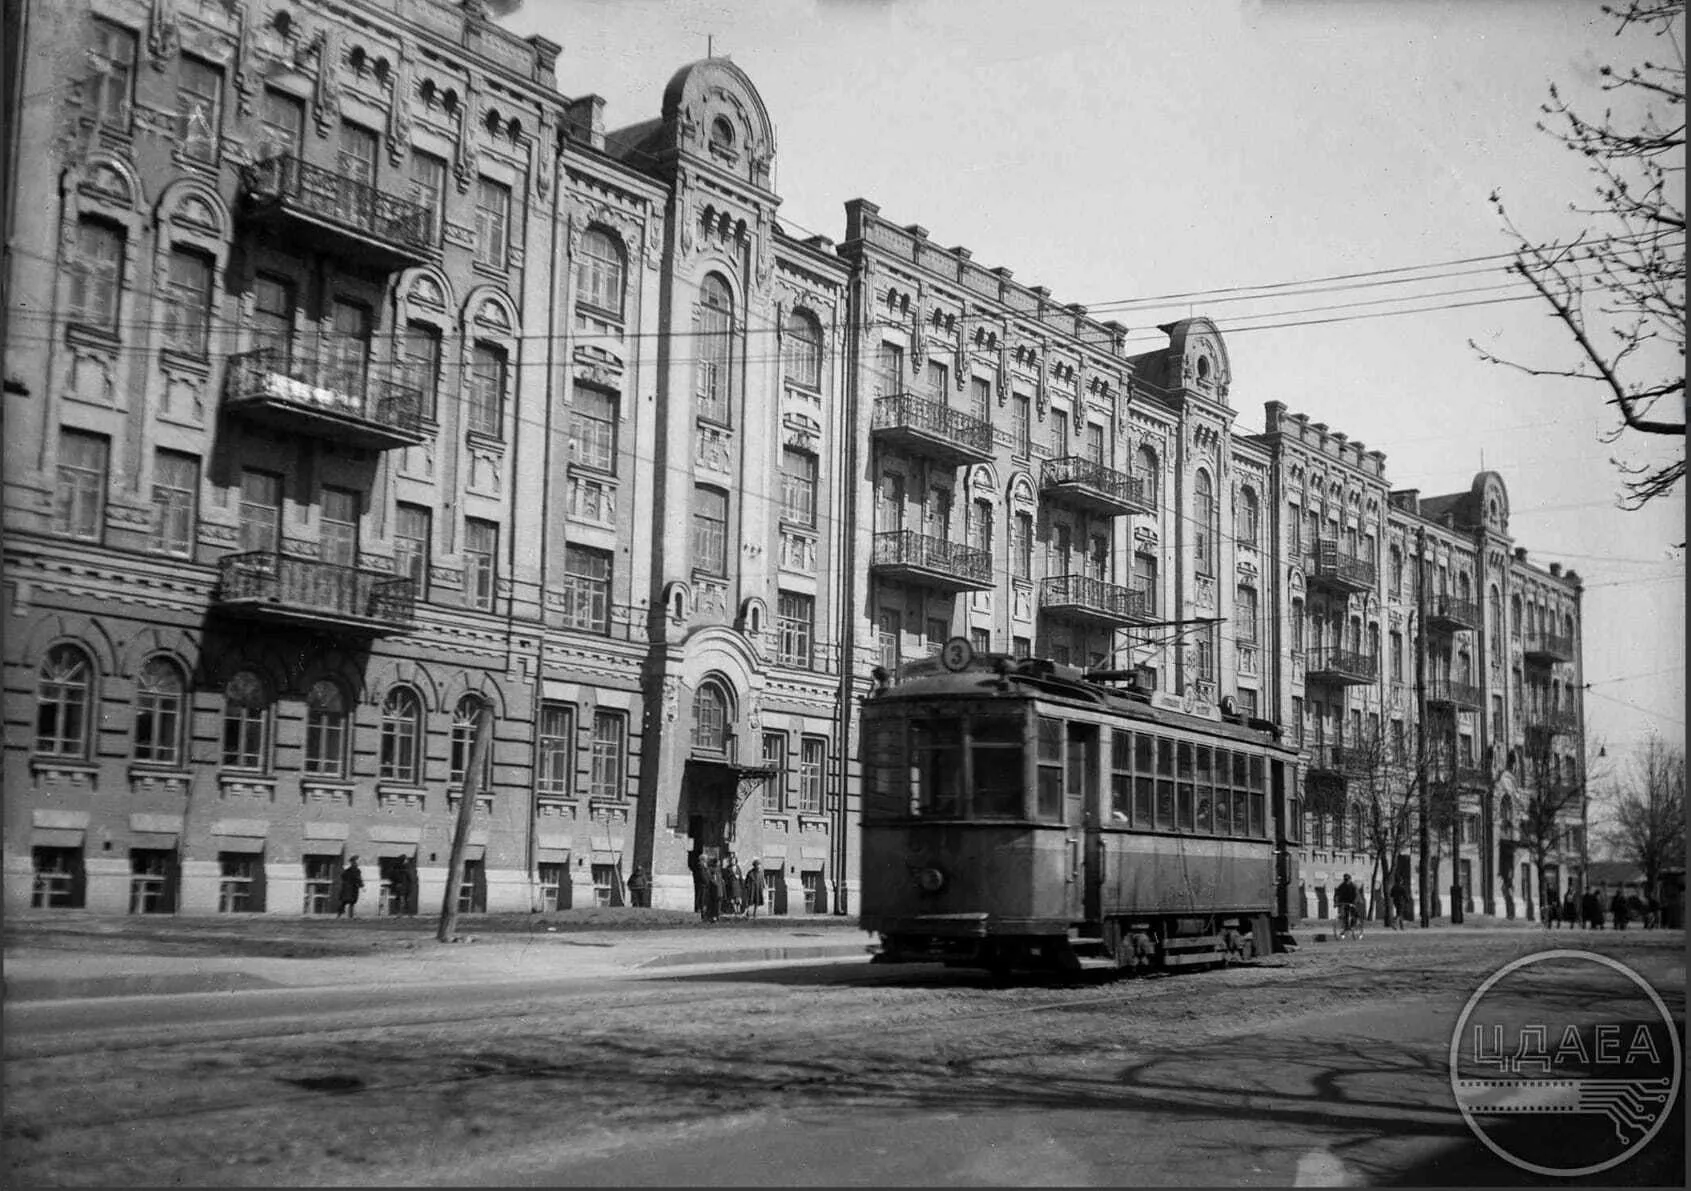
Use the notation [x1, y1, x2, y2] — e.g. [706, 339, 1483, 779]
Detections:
[1472, 1, 1686, 512]
[1512, 730, 1602, 920]
[1603, 735, 1686, 898]
[1318, 725, 1423, 928]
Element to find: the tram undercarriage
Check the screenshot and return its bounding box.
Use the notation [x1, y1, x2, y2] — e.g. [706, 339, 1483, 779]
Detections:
[871, 912, 1281, 975]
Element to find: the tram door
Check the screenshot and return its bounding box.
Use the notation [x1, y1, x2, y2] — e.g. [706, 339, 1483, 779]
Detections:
[1069, 724, 1099, 923]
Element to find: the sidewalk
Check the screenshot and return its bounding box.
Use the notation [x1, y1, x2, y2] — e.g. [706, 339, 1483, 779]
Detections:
[2, 911, 873, 1003]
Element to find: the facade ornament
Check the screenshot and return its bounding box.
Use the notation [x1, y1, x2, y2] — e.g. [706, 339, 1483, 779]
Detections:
[312, 29, 339, 139]
[954, 321, 967, 390]
[453, 85, 479, 193]
[996, 323, 1011, 405]
[910, 281, 927, 372]
[148, 0, 181, 69]
[1035, 340, 1048, 418]
[387, 49, 412, 169]
[533, 109, 555, 199]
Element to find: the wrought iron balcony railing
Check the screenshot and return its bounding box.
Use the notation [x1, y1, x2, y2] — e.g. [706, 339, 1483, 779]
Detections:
[1038, 573, 1156, 626]
[1039, 456, 1155, 516]
[1425, 677, 1483, 709]
[216, 551, 417, 634]
[1523, 631, 1575, 665]
[1426, 595, 1482, 634]
[1524, 707, 1580, 736]
[1304, 647, 1379, 686]
[870, 395, 994, 465]
[1307, 743, 1376, 777]
[224, 346, 427, 450]
[240, 154, 435, 267]
[1306, 540, 1376, 594]
[870, 530, 994, 591]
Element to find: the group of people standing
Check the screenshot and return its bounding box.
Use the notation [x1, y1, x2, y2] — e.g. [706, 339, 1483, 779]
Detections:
[691, 852, 766, 923]
[1548, 888, 1659, 930]
[336, 855, 418, 919]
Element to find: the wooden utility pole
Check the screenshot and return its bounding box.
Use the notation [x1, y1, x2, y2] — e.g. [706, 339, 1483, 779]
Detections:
[438, 704, 493, 943]
[1415, 529, 1431, 928]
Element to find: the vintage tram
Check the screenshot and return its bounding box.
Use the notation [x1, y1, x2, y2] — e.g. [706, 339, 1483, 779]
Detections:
[859, 647, 1302, 973]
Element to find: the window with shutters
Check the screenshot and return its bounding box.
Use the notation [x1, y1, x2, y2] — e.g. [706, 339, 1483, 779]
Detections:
[54, 429, 108, 541]
[151, 449, 198, 557]
[69, 219, 124, 329]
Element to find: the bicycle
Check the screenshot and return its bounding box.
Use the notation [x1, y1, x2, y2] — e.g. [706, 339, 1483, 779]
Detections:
[1335, 902, 1364, 941]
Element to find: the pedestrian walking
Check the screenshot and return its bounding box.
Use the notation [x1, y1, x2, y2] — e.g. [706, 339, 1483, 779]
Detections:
[703, 858, 724, 923]
[1611, 890, 1629, 930]
[1561, 891, 1577, 929]
[691, 851, 707, 918]
[745, 859, 766, 918]
[627, 864, 651, 909]
[1546, 891, 1562, 929]
[724, 857, 743, 918]
[337, 855, 364, 919]
[1391, 881, 1412, 929]
[1581, 888, 1603, 930]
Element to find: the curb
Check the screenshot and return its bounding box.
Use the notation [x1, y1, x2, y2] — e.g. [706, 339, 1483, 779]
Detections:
[4, 971, 286, 1002]
[638, 943, 871, 969]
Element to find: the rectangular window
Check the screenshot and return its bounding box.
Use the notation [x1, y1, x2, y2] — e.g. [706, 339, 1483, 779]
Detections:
[693, 487, 727, 575]
[777, 590, 814, 669]
[1291, 696, 1304, 746]
[151, 449, 198, 557]
[799, 736, 826, 814]
[1288, 505, 1301, 552]
[571, 386, 617, 473]
[260, 88, 305, 157]
[779, 448, 817, 526]
[1235, 585, 1258, 644]
[1036, 717, 1064, 821]
[394, 503, 431, 599]
[970, 628, 990, 655]
[320, 486, 359, 567]
[31, 847, 83, 908]
[970, 376, 991, 422]
[463, 518, 498, 611]
[1011, 512, 1032, 579]
[177, 56, 222, 162]
[90, 20, 136, 128]
[163, 249, 214, 357]
[1134, 552, 1158, 616]
[590, 711, 625, 800]
[1050, 406, 1069, 451]
[1196, 624, 1216, 682]
[800, 870, 823, 914]
[537, 701, 574, 797]
[590, 864, 618, 907]
[1013, 635, 1031, 659]
[70, 218, 124, 328]
[537, 863, 567, 912]
[1238, 688, 1258, 719]
[252, 273, 296, 364]
[762, 731, 787, 812]
[1085, 423, 1105, 466]
[402, 322, 441, 417]
[1013, 393, 1031, 456]
[409, 150, 448, 238]
[927, 359, 948, 395]
[561, 543, 611, 633]
[877, 608, 901, 669]
[337, 121, 378, 191]
[326, 297, 372, 397]
[467, 343, 506, 437]
[55, 429, 108, 540]
[1390, 630, 1405, 684]
[878, 341, 904, 393]
[217, 852, 262, 913]
[475, 177, 511, 268]
[1110, 730, 1132, 822]
[302, 856, 338, 915]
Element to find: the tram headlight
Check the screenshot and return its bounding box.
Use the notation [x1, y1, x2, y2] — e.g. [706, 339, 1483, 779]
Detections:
[915, 866, 946, 894]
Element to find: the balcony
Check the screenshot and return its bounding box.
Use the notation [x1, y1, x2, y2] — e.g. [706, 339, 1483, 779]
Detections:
[1304, 648, 1378, 687]
[870, 395, 994, 467]
[1426, 595, 1482, 634]
[215, 552, 417, 636]
[224, 348, 428, 451]
[1524, 631, 1575, 666]
[1307, 743, 1375, 779]
[1305, 540, 1376, 595]
[1039, 456, 1155, 517]
[239, 155, 436, 270]
[870, 531, 993, 592]
[1425, 677, 1483, 710]
[1524, 708, 1580, 738]
[1039, 574, 1156, 628]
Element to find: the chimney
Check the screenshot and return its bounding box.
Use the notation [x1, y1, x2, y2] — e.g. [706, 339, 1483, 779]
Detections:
[1549, 562, 1563, 577]
[1514, 547, 1528, 562]
[562, 95, 606, 150]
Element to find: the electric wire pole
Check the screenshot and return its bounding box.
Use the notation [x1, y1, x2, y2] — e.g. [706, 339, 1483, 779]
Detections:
[1415, 529, 1431, 928]
[438, 704, 493, 943]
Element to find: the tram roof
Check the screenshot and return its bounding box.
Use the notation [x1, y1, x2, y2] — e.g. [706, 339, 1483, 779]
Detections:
[867, 654, 1294, 753]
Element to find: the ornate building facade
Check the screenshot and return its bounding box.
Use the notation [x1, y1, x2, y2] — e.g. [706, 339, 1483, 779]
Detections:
[2, 0, 1585, 920]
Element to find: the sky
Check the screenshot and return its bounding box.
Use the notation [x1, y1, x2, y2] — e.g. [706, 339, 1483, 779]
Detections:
[501, 0, 1685, 793]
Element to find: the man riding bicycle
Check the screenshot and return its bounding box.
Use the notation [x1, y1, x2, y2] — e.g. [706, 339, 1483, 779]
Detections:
[1335, 873, 1361, 936]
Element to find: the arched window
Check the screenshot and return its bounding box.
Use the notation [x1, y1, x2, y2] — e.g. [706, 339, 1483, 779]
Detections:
[696, 274, 733, 422]
[450, 694, 493, 791]
[1458, 571, 1473, 603]
[1290, 597, 1305, 653]
[1236, 486, 1260, 549]
[1510, 593, 1522, 639]
[1489, 587, 1503, 661]
[575, 228, 625, 316]
[783, 311, 822, 389]
[1193, 470, 1215, 575]
[379, 686, 423, 784]
[221, 670, 271, 770]
[134, 656, 186, 766]
[304, 680, 349, 776]
[36, 645, 95, 757]
[710, 115, 735, 151]
[692, 681, 730, 753]
[1135, 445, 1159, 510]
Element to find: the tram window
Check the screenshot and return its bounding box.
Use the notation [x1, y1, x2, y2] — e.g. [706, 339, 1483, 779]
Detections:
[1156, 739, 1175, 828]
[910, 720, 963, 817]
[1233, 753, 1251, 838]
[1036, 717, 1064, 820]
[1194, 746, 1213, 833]
[1109, 730, 1132, 822]
[1176, 741, 1195, 830]
[971, 715, 1025, 818]
[1212, 748, 1231, 835]
[1135, 734, 1155, 826]
[1249, 756, 1266, 837]
[862, 719, 908, 820]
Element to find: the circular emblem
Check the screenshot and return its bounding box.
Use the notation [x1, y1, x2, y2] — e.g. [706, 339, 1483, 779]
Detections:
[940, 636, 974, 672]
[1448, 949, 1681, 1177]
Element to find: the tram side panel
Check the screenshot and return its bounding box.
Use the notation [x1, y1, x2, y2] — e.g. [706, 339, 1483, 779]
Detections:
[860, 824, 1063, 936]
[1097, 832, 1276, 917]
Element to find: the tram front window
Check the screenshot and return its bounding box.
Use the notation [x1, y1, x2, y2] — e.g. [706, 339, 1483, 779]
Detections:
[910, 720, 962, 816]
[971, 716, 1024, 818]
